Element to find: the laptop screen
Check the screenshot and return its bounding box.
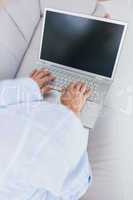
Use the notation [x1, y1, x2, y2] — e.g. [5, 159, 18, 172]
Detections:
[40, 10, 125, 78]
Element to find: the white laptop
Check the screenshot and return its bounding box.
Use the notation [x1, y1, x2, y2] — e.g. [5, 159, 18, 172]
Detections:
[38, 8, 127, 129]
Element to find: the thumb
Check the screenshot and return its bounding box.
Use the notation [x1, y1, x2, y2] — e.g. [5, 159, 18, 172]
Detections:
[41, 85, 53, 94]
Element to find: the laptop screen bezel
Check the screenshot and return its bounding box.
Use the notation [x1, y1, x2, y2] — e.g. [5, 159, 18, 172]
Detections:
[39, 8, 128, 81]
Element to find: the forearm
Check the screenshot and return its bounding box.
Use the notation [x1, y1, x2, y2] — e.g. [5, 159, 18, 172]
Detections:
[0, 78, 43, 107]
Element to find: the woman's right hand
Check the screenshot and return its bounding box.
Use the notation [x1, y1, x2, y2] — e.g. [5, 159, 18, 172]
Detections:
[60, 82, 92, 116]
[30, 68, 56, 94]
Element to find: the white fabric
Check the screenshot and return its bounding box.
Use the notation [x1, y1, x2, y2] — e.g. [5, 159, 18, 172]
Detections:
[0, 78, 91, 199]
[40, 0, 97, 15]
[0, 78, 43, 107]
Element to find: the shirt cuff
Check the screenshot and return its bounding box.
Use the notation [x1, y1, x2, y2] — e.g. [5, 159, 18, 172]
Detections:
[0, 78, 43, 107]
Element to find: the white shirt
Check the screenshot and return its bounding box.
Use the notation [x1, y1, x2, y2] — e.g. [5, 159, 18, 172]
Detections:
[0, 78, 92, 200]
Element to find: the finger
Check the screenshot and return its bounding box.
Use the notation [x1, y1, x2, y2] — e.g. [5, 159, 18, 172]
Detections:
[41, 74, 56, 84]
[41, 68, 50, 74]
[37, 71, 47, 79]
[80, 83, 88, 94]
[104, 13, 111, 19]
[61, 86, 66, 94]
[34, 68, 48, 77]
[84, 88, 92, 98]
[75, 81, 84, 91]
[37, 70, 50, 79]
[41, 68, 54, 76]
[37, 68, 51, 78]
[30, 69, 37, 77]
[41, 68, 49, 72]
[67, 81, 76, 91]
[41, 85, 53, 94]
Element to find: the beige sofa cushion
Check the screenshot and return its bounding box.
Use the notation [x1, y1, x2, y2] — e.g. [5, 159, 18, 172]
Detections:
[5, 0, 41, 42]
[40, 0, 97, 15]
[0, 9, 27, 79]
[0, 0, 41, 80]
[16, 19, 43, 78]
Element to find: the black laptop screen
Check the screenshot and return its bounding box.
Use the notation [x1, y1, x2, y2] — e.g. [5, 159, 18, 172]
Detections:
[40, 11, 125, 78]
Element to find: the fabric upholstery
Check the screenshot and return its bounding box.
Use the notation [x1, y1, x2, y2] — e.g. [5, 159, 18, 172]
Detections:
[0, 0, 40, 80]
[40, 0, 97, 15]
[16, 19, 43, 78]
[5, 0, 40, 42]
[0, 9, 27, 79]
[81, 106, 128, 200]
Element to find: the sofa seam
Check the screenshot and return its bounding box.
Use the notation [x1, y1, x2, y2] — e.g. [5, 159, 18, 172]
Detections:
[4, 7, 28, 42]
[92, 2, 98, 16]
[38, 0, 43, 17]
[14, 18, 42, 78]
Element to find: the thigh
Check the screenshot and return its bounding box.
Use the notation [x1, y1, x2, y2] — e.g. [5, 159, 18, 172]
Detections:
[0, 183, 45, 200]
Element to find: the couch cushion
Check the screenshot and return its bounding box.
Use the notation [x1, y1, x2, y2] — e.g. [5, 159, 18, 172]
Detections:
[81, 106, 129, 200]
[5, 0, 41, 43]
[0, 9, 27, 79]
[40, 0, 97, 15]
[0, 0, 41, 80]
[16, 19, 43, 78]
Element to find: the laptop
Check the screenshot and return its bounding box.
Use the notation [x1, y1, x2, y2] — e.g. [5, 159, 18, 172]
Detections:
[38, 8, 127, 129]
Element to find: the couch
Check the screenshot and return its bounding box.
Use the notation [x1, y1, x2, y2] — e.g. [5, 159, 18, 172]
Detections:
[0, 0, 130, 200]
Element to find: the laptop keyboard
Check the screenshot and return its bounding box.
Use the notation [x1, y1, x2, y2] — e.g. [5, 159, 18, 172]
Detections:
[48, 67, 101, 103]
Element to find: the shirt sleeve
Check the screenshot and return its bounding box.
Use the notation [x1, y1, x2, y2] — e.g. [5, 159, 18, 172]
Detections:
[0, 103, 89, 196]
[0, 78, 43, 107]
[20, 104, 90, 194]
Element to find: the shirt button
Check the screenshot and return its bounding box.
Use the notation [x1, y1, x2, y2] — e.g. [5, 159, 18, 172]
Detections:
[88, 176, 91, 182]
